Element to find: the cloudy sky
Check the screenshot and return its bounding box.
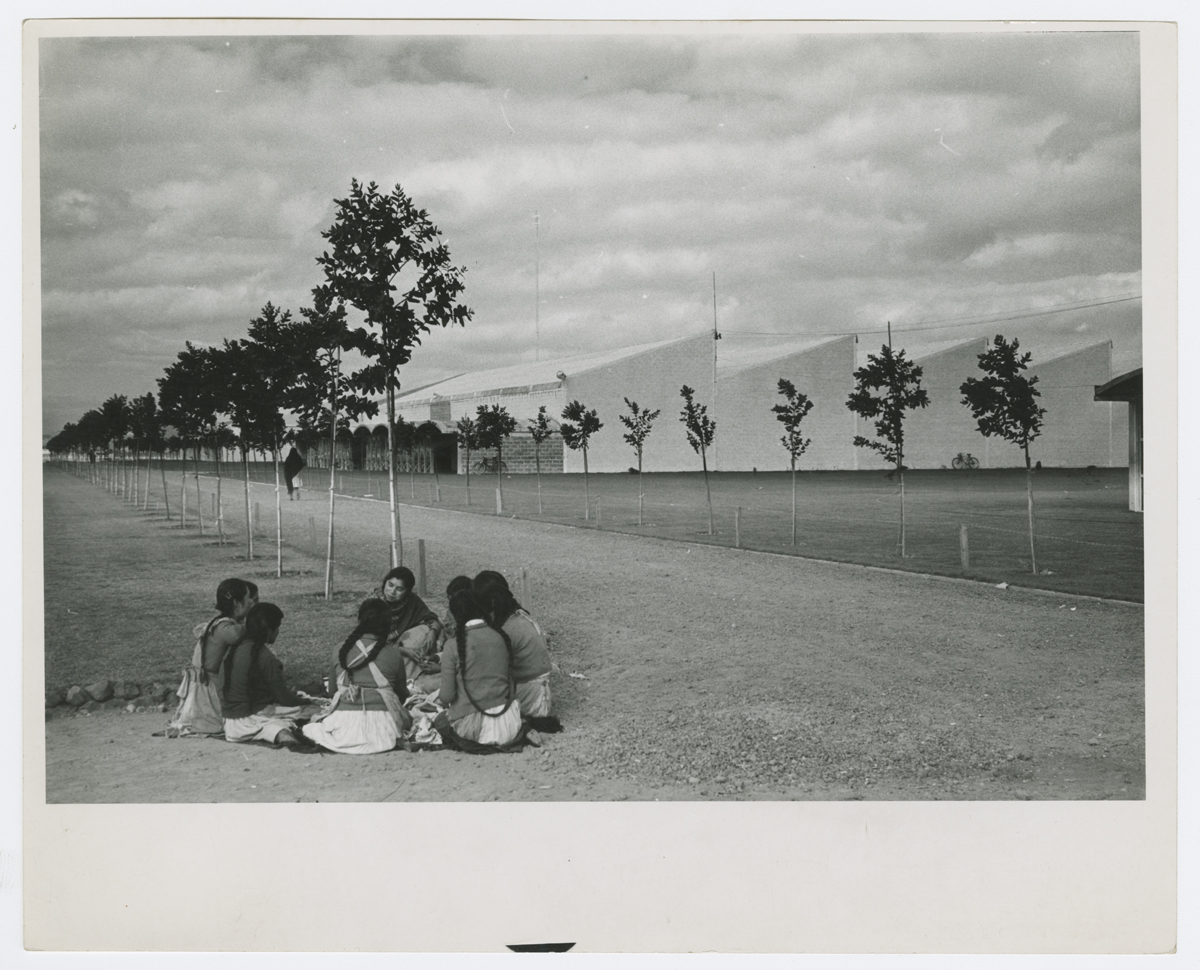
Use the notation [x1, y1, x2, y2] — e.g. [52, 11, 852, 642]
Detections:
[38, 27, 1143, 436]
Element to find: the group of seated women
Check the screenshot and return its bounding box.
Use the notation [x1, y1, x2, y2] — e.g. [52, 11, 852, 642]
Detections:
[168, 565, 556, 755]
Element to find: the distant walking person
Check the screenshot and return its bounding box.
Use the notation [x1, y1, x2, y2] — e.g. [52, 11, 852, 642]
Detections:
[284, 446, 306, 500]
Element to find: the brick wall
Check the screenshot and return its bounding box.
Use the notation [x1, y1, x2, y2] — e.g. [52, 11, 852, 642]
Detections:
[459, 431, 564, 474]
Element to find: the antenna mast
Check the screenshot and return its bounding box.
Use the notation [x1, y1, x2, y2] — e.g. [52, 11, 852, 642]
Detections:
[712, 272, 720, 468]
[534, 212, 540, 362]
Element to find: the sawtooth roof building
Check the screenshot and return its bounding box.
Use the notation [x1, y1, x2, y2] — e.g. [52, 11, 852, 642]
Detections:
[340, 330, 1131, 475]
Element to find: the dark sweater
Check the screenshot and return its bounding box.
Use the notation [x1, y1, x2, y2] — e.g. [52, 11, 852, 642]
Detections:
[439, 621, 512, 722]
[503, 611, 552, 684]
[222, 641, 303, 719]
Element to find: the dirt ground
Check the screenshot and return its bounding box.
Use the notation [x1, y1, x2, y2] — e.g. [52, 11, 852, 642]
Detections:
[42, 467, 1145, 802]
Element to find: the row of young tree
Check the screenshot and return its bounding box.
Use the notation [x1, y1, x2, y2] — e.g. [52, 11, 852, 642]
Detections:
[47, 179, 474, 594]
[458, 334, 1043, 573]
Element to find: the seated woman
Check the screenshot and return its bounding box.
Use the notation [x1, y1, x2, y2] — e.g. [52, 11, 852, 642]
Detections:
[302, 599, 413, 755]
[473, 570, 554, 722]
[169, 578, 255, 736]
[381, 566, 444, 683]
[437, 590, 522, 749]
[222, 602, 308, 747]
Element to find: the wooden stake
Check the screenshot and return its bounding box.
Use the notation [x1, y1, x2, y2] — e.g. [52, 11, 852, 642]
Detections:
[417, 539, 427, 596]
[309, 516, 317, 554]
[254, 501, 260, 537]
[495, 488, 503, 516]
[735, 506, 742, 548]
[959, 524, 970, 571]
[520, 566, 530, 608]
[596, 498, 602, 528]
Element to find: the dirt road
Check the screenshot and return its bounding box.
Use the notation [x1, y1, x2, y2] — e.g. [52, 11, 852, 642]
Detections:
[43, 469, 1145, 801]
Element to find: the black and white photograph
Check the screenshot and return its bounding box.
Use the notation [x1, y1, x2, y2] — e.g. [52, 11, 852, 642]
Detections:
[21, 15, 1178, 955]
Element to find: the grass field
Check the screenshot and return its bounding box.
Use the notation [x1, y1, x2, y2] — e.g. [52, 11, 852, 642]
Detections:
[78, 458, 1143, 601]
[43, 465, 1144, 803]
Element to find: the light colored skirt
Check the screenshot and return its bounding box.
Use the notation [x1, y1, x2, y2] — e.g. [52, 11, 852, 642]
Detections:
[450, 700, 523, 746]
[169, 667, 225, 736]
[302, 709, 402, 755]
[224, 705, 303, 744]
[515, 674, 552, 718]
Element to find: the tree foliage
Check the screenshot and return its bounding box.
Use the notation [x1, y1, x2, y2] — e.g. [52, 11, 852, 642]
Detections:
[959, 335, 1046, 452]
[846, 344, 929, 468]
[560, 400, 602, 454]
[317, 178, 473, 564]
[678, 385, 715, 455]
[619, 398, 660, 464]
[772, 378, 813, 468]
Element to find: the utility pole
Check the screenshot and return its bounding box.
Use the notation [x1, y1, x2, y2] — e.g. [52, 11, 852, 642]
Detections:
[712, 272, 720, 469]
[534, 212, 540, 362]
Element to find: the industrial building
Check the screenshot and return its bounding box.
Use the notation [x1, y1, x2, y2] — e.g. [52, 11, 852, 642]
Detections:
[333, 330, 1130, 475]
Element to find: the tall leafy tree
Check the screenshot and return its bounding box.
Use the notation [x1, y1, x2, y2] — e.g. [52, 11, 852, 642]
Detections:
[393, 415, 418, 499]
[415, 420, 444, 502]
[960, 334, 1048, 574]
[77, 409, 107, 483]
[560, 400, 602, 521]
[217, 338, 269, 560]
[318, 178, 473, 567]
[772, 378, 814, 546]
[846, 343, 929, 558]
[679, 385, 717, 536]
[475, 403, 517, 511]
[455, 415, 480, 507]
[127, 392, 159, 511]
[528, 405, 553, 515]
[159, 343, 220, 533]
[239, 301, 310, 576]
[291, 287, 378, 597]
[100, 394, 129, 497]
[619, 398, 660, 527]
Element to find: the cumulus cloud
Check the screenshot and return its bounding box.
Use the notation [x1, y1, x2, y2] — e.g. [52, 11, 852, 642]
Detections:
[38, 30, 1142, 435]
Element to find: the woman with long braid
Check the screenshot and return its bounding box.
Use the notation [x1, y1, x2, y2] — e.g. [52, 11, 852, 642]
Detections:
[473, 571, 555, 723]
[437, 589, 522, 749]
[168, 578, 255, 736]
[302, 599, 413, 754]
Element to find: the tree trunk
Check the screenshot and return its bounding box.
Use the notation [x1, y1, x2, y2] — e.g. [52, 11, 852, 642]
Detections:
[582, 448, 590, 521]
[535, 446, 543, 515]
[465, 446, 472, 506]
[701, 445, 713, 536]
[385, 384, 402, 567]
[159, 452, 171, 519]
[496, 441, 503, 508]
[243, 448, 254, 561]
[273, 439, 283, 578]
[214, 443, 225, 545]
[326, 361, 341, 598]
[132, 444, 140, 508]
[1025, 446, 1037, 575]
[898, 461, 906, 558]
[637, 452, 644, 527]
[179, 448, 188, 529]
[791, 459, 797, 545]
[193, 445, 204, 535]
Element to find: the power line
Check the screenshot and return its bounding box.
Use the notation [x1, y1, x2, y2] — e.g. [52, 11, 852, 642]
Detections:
[722, 293, 1142, 339]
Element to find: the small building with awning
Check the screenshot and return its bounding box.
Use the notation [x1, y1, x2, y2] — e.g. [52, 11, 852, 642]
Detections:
[1094, 368, 1143, 511]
